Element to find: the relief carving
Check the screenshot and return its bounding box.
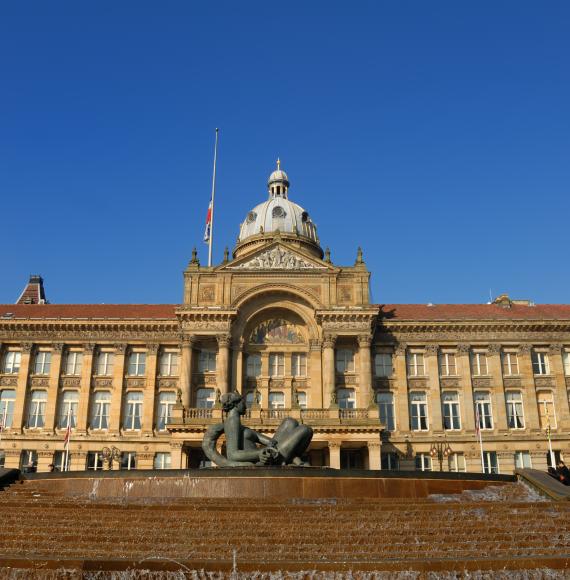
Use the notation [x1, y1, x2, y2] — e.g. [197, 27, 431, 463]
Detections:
[0, 376, 18, 387]
[230, 246, 324, 270]
[60, 377, 81, 388]
[200, 285, 216, 302]
[338, 286, 352, 303]
[30, 377, 49, 387]
[472, 378, 491, 388]
[503, 377, 521, 388]
[534, 377, 554, 388]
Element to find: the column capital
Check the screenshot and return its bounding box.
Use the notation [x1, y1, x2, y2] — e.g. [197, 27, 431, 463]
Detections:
[487, 343, 502, 357]
[180, 334, 197, 347]
[147, 343, 160, 354]
[322, 334, 337, 349]
[518, 344, 532, 355]
[309, 338, 322, 351]
[457, 343, 471, 355]
[84, 343, 96, 352]
[328, 440, 342, 449]
[358, 334, 372, 347]
[21, 342, 33, 353]
[394, 342, 407, 356]
[549, 343, 563, 355]
[53, 343, 64, 352]
[217, 334, 231, 348]
[424, 344, 439, 357]
[114, 343, 127, 353]
[367, 440, 381, 450]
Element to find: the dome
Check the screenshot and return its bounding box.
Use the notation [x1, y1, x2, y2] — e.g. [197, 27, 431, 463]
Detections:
[235, 161, 321, 257]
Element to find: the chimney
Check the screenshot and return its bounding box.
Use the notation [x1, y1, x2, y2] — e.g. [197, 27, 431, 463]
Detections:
[16, 275, 48, 305]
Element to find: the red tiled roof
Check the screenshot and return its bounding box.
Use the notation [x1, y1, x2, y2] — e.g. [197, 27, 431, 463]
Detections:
[1, 303, 570, 322]
[377, 304, 570, 321]
[0, 304, 177, 320]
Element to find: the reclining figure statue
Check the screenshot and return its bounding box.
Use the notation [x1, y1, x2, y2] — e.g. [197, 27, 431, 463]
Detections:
[202, 392, 313, 467]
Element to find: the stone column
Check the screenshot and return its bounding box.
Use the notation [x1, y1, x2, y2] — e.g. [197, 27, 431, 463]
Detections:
[44, 343, 64, 432]
[518, 344, 541, 432]
[328, 440, 341, 469]
[309, 339, 323, 408]
[456, 344, 475, 432]
[109, 344, 127, 433]
[179, 336, 195, 409]
[425, 345, 443, 433]
[393, 343, 410, 432]
[322, 334, 337, 408]
[142, 344, 159, 434]
[37, 450, 54, 473]
[137, 451, 155, 470]
[548, 344, 570, 431]
[487, 344, 508, 432]
[232, 339, 244, 394]
[76, 343, 95, 434]
[216, 334, 231, 395]
[3, 450, 22, 470]
[170, 441, 185, 469]
[358, 335, 374, 409]
[12, 343, 33, 433]
[367, 440, 381, 471]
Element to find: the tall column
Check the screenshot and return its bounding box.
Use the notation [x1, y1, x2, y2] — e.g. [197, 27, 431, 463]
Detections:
[328, 440, 341, 469]
[179, 336, 196, 409]
[234, 340, 244, 394]
[367, 440, 381, 471]
[456, 344, 475, 432]
[358, 335, 374, 408]
[12, 343, 33, 433]
[110, 344, 127, 433]
[518, 344, 541, 432]
[216, 335, 231, 395]
[142, 344, 159, 434]
[309, 339, 323, 408]
[393, 343, 410, 433]
[322, 334, 337, 408]
[425, 345, 443, 433]
[170, 442, 186, 469]
[548, 344, 570, 431]
[487, 344, 508, 432]
[76, 343, 95, 434]
[44, 343, 64, 432]
[37, 450, 53, 473]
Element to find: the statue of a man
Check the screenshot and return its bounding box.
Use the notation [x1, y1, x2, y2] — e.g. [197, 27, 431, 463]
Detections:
[202, 392, 313, 467]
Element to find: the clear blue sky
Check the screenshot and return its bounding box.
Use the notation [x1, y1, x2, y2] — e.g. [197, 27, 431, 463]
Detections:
[1, 1, 568, 306]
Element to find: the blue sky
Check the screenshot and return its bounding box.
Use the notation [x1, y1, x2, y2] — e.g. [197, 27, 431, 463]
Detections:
[1, 1, 568, 305]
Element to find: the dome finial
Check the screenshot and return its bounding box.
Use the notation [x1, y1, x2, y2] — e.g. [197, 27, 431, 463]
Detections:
[276, 157, 281, 170]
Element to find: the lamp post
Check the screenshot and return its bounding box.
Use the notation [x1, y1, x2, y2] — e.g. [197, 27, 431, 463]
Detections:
[430, 438, 453, 472]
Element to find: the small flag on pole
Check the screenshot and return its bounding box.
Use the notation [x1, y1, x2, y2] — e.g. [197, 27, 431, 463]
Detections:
[63, 421, 71, 449]
[203, 199, 213, 243]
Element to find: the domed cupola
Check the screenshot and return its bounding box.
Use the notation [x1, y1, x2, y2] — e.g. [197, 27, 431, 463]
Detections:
[234, 161, 323, 260]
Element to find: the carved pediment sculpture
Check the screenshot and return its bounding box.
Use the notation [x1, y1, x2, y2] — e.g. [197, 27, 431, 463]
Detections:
[229, 246, 325, 271]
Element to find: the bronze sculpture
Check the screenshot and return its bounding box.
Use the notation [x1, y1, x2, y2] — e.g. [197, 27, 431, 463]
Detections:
[202, 392, 313, 467]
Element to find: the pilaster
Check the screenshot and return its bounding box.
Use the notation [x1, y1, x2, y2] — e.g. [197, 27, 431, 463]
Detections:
[110, 344, 127, 433]
[358, 335, 374, 409]
[322, 334, 336, 408]
[44, 343, 64, 432]
[367, 440, 381, 470]
[328, 440, 341, 469]
[179, 335, 196, 409]
[143, 344, 159, 434]
[216, 334, 231, 394]
[488, 344, 508, 432]
[12, 343, 33, 433]
[548, 344, 570, 431]
[76, 344, 95, 434]
[425, 345, 443, 433]
[456, 344, 475, 432]
[518, 344, 541, 432]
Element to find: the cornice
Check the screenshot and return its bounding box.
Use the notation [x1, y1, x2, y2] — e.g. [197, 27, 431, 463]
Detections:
[377, 319, 570, 335]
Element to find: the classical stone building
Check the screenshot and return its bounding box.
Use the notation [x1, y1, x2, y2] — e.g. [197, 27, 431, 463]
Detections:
[1, 164, 569, 474]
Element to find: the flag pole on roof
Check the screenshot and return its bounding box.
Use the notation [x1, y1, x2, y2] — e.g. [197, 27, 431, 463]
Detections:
[204, 128, 219, 267]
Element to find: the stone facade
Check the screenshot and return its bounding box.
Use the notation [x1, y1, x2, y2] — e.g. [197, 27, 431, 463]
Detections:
[1, 166, 569, 474]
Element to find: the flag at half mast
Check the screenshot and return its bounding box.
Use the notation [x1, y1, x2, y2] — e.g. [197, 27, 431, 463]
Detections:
[203, 199, 213, 243]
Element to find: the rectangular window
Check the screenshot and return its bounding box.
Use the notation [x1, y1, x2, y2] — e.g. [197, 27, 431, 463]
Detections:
[3, 351, 21, 374]
[439, 353, 457, 377]
[502, 352, 519, 376]
[448, 453, 466, 473]
[123, 391, 143, 430]
[96, 351, 114, 376]
[381, 452, 399, 471]
[154, 452, 171, 469]
[159, 351, 179, 376]
[27, 390, 47, 428]
[442, 392, 461, 430]
[537, 391, 556, 429]
[198, 350, 216, 372]
[0, 389, 16, 429]
[415, 453, 432, 471]
[483, 451, 499, 474]
[20, 450, 38, 473]
[246, 354, 261, 377]
[34, 351, 51, 375]
[87, 451, 104, 471]
[127, 352, 146, 376]
[0, 452, 4, 468]
[64, 351, 83, 376]
[53, 450, 71, 472]
[474, 391, 493, 430]
[57, 390, 78, 428]
[406, 353, 425, 377]
[337, 388, 356, 410]
[377, 391, 395, 431]
[410, 392, 428, 431]
[471, 352, 488, 376]
[157, 391, 176, 430]
[336, 349, 355, 373]
[120, 452, 137, 470]
[196, 388, 215, 409]
[532, 351, 550, 375]
[269, 353, 285, 377]
[505, 391, 525, 429]
[547, 450, 563, 470]
[514, 451, 532, 469]
[91, 391, 111, 430]
[296, 391, 307, 409]
[292, 353, 307, 377]
[269, 391, 285, 409]
[374, 353, 393, 377]
[564, 352, 570, 376]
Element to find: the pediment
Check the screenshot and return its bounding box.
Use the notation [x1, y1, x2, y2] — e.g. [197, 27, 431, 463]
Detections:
[221, 243, 332, 272]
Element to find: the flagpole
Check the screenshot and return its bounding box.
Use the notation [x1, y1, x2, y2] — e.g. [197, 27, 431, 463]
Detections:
[64, 408, 71, 472]
[475, 404, 485, 472]
[208, 128, 219, 267]
[478, 429, 485, 473]
[0, 404, 6, 445]
[546, 412, 556, 469]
